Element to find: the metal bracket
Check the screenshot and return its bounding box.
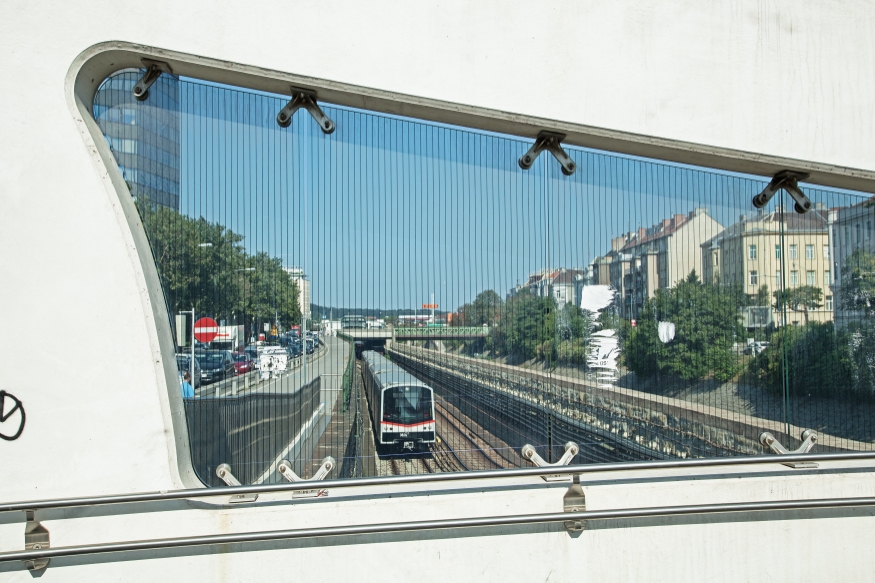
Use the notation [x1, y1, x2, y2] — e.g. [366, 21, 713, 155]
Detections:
[760, 429, 819, 468]
[521, 442, 579, 481]
[132, 59, 173, 102]
[562, 475, 586, 532]
[752, 170, 813, 214]
[215, 464, 259, 503]
[278, 457, 335, 498]
[276, 87, 336, 134]
[24, 510, 49, 571]
[518, 131, 576, 176]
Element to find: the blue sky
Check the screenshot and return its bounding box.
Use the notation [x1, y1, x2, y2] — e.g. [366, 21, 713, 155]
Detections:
[175, 78, 869, 311]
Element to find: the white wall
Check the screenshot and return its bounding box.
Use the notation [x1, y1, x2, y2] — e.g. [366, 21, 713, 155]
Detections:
[1, 1, 875, 580]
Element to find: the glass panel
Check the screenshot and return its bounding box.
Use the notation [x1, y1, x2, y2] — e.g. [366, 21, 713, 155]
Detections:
[93, 69, 875, 484]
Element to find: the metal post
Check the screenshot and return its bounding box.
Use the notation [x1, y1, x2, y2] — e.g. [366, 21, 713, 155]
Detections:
[191, 308, 195, 394]
[302, 314, 308, 385]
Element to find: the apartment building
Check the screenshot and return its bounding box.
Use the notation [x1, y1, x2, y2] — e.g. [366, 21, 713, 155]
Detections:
[509, 268, 588, 310]
[701, 206, 832, 326]
[594, 208, 723, 318]
[829, 200, 875, 328]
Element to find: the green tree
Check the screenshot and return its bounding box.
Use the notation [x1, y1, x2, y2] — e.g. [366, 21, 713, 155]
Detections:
[624, 271, 743, 382]
[494, 289, 555, 362]
[751, 322, 857, 399]
[774, 285, 823, 325]
[137, 202, 301, 340]
[841, 249, 875, 316]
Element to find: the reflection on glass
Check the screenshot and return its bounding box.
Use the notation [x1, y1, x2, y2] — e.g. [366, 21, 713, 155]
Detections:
[93, 70, 875, 485]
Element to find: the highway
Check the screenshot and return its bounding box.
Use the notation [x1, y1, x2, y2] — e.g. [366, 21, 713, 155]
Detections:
[197, 336, 350, 398]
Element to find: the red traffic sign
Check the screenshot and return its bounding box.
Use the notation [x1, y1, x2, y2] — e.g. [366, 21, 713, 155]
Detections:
[194, 317, 219, 343]
[422, 303, 438, 309]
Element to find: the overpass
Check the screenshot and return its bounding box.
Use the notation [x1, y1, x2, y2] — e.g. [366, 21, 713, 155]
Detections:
[338, 326, 490, 342]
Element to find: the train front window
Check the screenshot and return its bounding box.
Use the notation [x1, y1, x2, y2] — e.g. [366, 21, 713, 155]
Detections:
[383, 387, 432, 424]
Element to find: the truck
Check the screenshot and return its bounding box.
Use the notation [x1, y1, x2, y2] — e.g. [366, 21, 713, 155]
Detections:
[210, 325, 245, 352]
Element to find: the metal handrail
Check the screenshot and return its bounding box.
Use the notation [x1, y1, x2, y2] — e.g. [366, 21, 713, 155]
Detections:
[3, 451, 875, 514]
[2, 495, 875, 563]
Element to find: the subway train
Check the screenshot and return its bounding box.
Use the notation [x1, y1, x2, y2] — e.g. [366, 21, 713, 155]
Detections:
[361, 351, 436, 453]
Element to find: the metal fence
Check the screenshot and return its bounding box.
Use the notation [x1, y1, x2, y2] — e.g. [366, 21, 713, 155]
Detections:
[184, 377, 321, 486]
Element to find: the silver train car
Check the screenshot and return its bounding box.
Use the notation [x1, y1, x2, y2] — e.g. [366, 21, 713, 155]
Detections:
[361, 351, 436, 452]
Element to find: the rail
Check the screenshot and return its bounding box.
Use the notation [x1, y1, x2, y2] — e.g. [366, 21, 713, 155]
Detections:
[394, 326, 489, 337]
[3, 451, 875, 514]
[2, 496, 875, 563]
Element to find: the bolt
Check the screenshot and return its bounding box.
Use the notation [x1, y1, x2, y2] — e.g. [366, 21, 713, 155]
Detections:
[32, 545, 41, 550]
[524, 155, 531, 164]
[279, 113, 287, 121]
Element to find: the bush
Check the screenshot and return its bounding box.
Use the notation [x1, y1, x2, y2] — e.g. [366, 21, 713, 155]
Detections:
[749, 322, 871, 400]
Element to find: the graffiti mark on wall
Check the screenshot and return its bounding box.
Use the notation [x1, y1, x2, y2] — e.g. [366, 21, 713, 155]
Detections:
[0, 390, 26, 441]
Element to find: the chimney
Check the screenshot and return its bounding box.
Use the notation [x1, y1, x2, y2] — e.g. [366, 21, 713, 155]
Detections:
[673, 214, 685, 226]
[638, 227, 647, 239]
[662, 218, 671, 229]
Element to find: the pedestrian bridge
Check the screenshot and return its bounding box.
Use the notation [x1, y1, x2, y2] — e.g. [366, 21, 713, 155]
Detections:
[338, 326, 489, 342]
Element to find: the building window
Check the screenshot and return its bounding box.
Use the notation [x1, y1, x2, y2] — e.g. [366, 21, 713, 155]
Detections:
[790, 270, 799, 285]
[748, 245, 757, 259]
[826, 296, 833, 311]
[824, 271, 831, 286]
[857, 224, 862, 243]
[807, 270, 816, 285]
[714, 253, 718, 266]
[790, 245, 798, 259]
[749, 271, 759, 286]
[775, 245, 781, 259]
[824, 245, 830, 259]
[868, 221, 872, 240]
[805, 244, 814, 260]
[775, 271, 782, 286]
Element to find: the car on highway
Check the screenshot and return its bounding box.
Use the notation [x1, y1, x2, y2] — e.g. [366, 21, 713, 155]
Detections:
[175, 354, 202, 389]
[195, 350, 235, 384]
[232, 352, 255, 375]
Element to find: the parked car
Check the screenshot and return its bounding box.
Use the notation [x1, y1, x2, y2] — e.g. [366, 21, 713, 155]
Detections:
[195, 350, 235, 384]
[175, 354, 202, 389]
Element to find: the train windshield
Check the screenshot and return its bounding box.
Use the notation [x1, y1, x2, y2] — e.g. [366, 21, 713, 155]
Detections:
[383, 387, 433, 424]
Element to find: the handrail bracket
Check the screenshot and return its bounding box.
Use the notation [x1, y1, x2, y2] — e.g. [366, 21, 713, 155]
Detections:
[24, 510, 49, 570]
[563, 475, 586, 533]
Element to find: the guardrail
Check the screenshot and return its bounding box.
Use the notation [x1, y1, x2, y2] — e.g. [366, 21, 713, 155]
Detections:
[394, 326, 490, 337]
[3, 450, 875, 514]
[3, 494, 875, 564]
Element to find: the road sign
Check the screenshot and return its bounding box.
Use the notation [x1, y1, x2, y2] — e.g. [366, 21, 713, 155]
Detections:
[422, 303, 438, 309]
[194, 317, 219, 343]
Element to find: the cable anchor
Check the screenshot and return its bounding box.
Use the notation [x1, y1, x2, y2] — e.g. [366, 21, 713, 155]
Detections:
[216, 464, 259, 503]
[276, 87, 335, 133]
[752, 170, 813, 214]
[760, 429, 818, 468]
[519, 131, 576, 176]
[521, 441, 579, 481]
[278, 457, 335, 498]
[132, 59, 173, 102]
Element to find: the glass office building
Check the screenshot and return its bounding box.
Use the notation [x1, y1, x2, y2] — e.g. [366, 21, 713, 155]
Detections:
[93, 70, 180, 210]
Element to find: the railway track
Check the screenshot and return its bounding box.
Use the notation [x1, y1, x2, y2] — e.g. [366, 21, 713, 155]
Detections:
[433, 402, 507, 471]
